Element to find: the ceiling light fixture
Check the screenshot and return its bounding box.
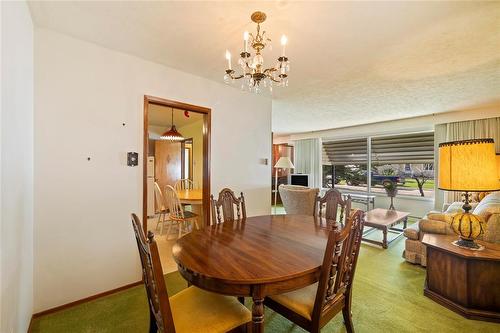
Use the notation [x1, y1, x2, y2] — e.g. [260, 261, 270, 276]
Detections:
[224, 11, 290, 93]
[160, 108, 184, 141]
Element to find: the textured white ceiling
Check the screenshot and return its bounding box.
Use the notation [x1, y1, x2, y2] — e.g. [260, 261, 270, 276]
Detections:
[28, 1, 500, 134]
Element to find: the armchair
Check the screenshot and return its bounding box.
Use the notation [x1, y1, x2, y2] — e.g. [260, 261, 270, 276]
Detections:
[278, 185, 319, 215]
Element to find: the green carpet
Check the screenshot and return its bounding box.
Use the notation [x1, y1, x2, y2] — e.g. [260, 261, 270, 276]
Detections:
[31, 232, 499, 333]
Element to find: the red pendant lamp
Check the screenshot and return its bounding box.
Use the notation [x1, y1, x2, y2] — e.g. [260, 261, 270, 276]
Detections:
[161, 108, 184, 141]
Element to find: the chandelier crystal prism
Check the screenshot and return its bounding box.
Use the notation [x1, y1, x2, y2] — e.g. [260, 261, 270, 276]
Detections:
[223, 11, 289, 93]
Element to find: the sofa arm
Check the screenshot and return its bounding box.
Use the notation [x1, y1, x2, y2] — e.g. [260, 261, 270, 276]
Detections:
[418, 218, 454, 236]
[403, 224, 420, 240]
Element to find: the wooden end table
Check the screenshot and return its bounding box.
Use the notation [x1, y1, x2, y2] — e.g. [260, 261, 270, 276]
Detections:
[422, 234, 500, 323]
[362, 208, 409, 249]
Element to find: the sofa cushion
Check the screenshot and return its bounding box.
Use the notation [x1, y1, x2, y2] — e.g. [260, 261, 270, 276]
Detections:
[444, 202, 467, 214]
[426, 213, 448, 222]
[419, 218, 454, 235]
[473, 192, 500, 220]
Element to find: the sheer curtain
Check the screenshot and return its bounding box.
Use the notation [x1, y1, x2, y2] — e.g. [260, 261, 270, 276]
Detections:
[293, 138, 322, 189]
[435, 117, 500, 207]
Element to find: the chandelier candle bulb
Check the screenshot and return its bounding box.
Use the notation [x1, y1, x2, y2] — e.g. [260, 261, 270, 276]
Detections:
[225, 50, 232, 70]
[243, 31, 249, 52]
[281, 35, 287, 56]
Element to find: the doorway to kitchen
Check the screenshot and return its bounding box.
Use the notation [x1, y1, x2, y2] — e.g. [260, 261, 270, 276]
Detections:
[143, 96, 211, 272]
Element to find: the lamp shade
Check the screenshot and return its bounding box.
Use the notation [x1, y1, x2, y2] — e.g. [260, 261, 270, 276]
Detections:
[274, 156, 295, 169]
[160, 125, 184, 141]
[438, 138, 500, 192]
[497, 154, 500, 179]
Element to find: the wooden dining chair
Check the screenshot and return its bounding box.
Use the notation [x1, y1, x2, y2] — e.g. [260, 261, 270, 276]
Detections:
[315, 188, 350, 223]
[264, 207, 365, 333]
[174, 178, 195, 190]
[175, 179, 195, 210]
[163, 185, 199, 238]
[153, 182, 169, 234]
[131, 213, 251, 333]
[210, 188, 246, 224]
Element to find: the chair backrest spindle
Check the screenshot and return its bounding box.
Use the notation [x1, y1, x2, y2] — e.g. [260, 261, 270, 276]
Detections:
[174, 179, 195, 191]
[163, 185, 185, 220]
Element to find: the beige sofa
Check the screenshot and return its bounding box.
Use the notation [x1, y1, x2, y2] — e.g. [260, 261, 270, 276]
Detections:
[278, 185, 319, 215]
[403, 192, 500, 266]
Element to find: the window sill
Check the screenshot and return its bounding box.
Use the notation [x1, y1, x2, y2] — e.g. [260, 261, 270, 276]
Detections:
[321, 188, 435, 202]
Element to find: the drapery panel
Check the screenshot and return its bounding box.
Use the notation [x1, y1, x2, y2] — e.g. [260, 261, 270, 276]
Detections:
[294, 138, 322, 189]
[435, 117, 500, 206]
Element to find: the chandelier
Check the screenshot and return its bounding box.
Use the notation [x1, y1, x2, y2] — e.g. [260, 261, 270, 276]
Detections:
[224, 11, 289, 93]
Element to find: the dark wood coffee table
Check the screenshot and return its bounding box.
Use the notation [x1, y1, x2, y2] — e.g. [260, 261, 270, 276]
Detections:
[422, 234, 500, 322]
[362, 208, 409, 249]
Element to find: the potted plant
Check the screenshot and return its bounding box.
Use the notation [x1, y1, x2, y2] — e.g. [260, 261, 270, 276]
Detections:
[382, 179, 398, 210]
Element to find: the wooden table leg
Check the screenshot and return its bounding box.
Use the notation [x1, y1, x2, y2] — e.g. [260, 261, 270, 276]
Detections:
[252, 296, 265, 333]
[382, 227, 388, 249]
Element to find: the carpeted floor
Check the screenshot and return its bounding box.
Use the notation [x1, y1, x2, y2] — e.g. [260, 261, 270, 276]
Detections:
[31, 232, 499, 333]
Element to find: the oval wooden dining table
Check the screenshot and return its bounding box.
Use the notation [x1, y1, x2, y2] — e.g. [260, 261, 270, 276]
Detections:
[172, 214, 331, 333]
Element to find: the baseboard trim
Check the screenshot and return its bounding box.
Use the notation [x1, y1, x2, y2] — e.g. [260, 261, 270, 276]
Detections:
[31, 280, 142, 320]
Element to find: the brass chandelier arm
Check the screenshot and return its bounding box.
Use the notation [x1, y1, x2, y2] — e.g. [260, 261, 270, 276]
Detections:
[228, 73, 245, 80]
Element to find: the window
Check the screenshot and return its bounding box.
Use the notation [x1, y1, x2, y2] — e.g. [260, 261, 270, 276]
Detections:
[322, 132, 435, 197]
[371, 132, 435, 197]
[322, 138, 368, 192]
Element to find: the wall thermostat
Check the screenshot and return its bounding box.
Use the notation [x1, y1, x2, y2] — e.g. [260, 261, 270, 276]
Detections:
[127, 152, 139, 166]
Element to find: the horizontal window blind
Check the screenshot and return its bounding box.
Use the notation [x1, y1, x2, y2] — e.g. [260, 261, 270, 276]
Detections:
[371, 132, 434, 164]
[322, 138, 367, 165]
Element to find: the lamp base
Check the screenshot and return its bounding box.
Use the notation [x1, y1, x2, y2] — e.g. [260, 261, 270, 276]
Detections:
[452, 238, 484, 251]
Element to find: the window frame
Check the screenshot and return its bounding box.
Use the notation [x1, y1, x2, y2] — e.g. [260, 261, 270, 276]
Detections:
[321, 132, 435, 199]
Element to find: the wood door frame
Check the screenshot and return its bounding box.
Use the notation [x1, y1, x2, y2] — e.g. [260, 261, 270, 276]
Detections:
[181, 138, 194, 181]
[143, 95, 211, 233]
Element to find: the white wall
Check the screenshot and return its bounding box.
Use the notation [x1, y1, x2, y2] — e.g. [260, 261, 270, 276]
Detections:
[34, 29, 272, 312]
[1, 1, 34, 332]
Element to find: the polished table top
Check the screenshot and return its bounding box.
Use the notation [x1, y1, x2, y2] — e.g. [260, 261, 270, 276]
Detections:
[173, 214, 334, 332]
[176, 188, 203, 201]
[173, 214, 330, 285]
[422, 234, 500, 260]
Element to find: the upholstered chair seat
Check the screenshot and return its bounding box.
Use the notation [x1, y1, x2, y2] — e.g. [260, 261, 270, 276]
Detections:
[268, 283, 318, 320]
[170, 286, 251, 332]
